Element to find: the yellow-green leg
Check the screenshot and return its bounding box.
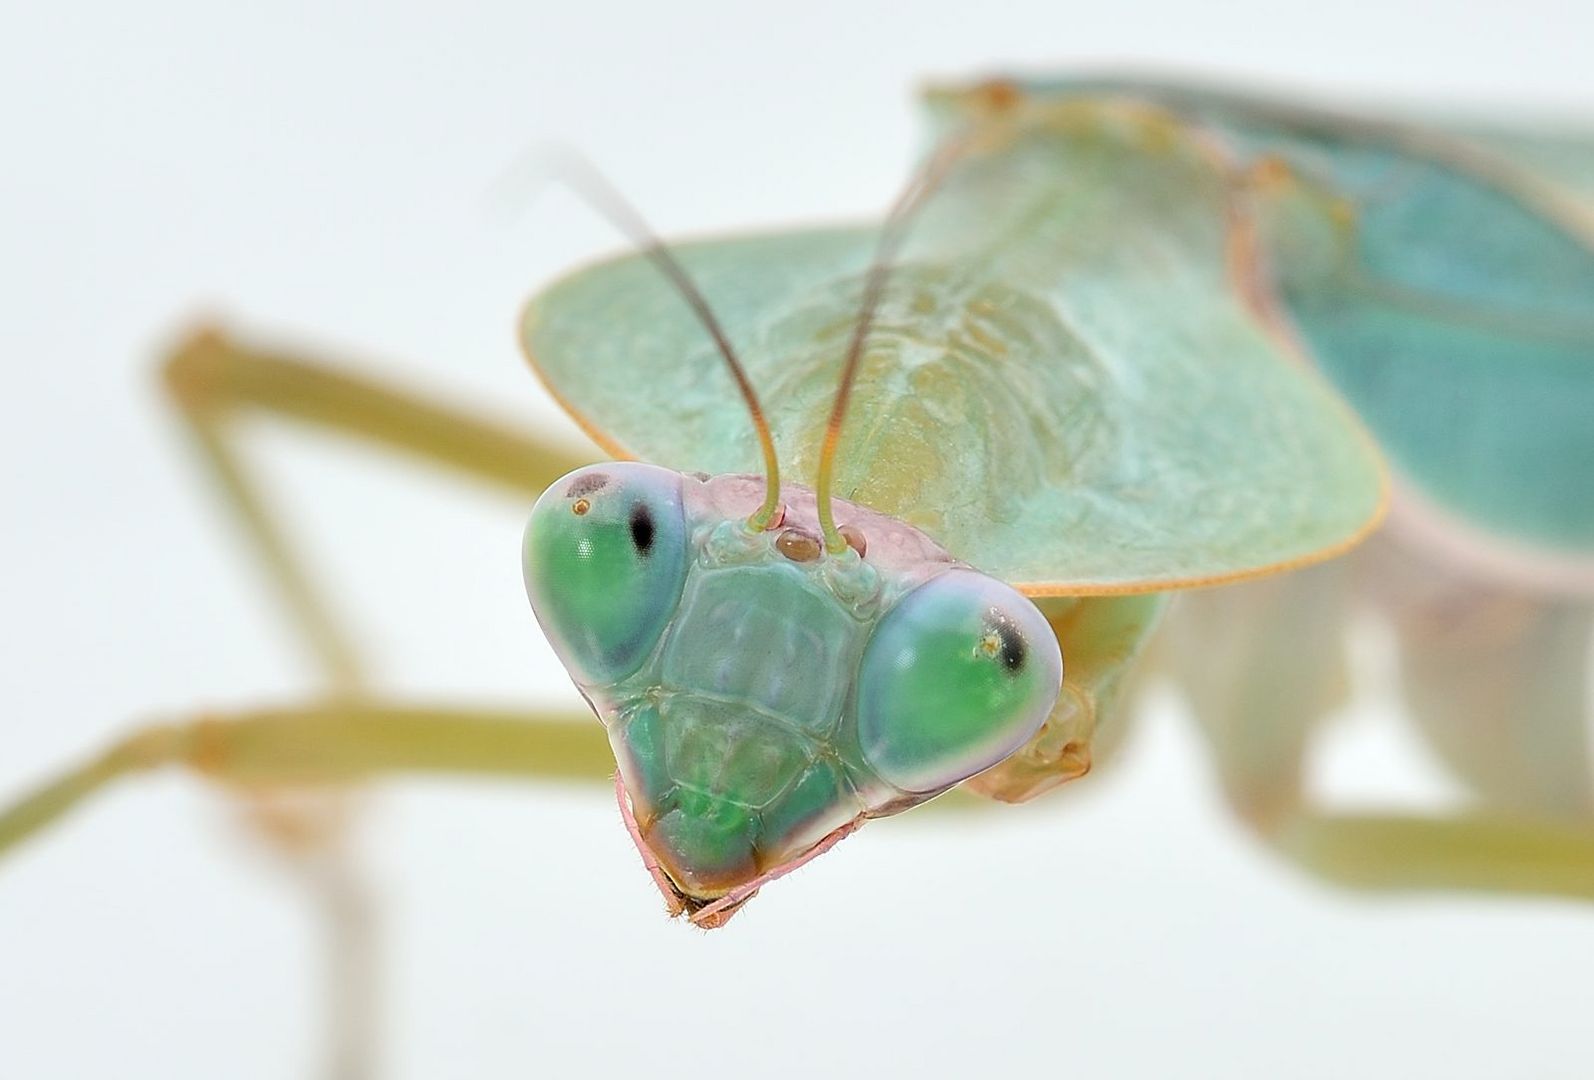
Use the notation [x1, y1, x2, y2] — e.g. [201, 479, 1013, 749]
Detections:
[157, 325, 601, 1079]
[0, 702, 612, 861]
[1274, 811, 1594, 899]
[0, 324, 600, 1079]
[0, 704, 611, 1077]
[0, 700, 615, 1080]
[1166, 545, 1594, 905]
[0, 703, 612, 1074]
[161, 325, 593, 687]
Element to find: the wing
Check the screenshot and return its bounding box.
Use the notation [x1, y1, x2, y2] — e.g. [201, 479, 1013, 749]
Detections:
[1014, 77, 1594, 589]
[523, 96, 1386, 595]
[1434, 122, 1594, 213]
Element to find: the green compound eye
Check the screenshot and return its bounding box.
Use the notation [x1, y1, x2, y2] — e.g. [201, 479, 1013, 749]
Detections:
[856, 569, 1062, 794]
[523, 463, 689, 686]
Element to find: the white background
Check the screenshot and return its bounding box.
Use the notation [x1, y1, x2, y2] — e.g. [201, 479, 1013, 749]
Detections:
[2, 3, 1591, 1078]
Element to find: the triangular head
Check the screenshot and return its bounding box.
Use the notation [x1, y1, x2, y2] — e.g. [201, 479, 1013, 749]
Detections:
[524, 464, 1061, 923]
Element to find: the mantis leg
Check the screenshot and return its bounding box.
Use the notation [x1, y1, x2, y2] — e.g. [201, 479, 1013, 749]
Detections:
[0, 703, 608, 1079]
[1272, 812, 1594, 899]
[1282, 537, 1594, 899]
[153, 325, 597, 1078]
[1167, 542, 1594, 904]
[0, 702, 610, 861]
[1366, 534, 1593, 819]
[1163, 557, 1353, 826]
[161, 324, 596, 687]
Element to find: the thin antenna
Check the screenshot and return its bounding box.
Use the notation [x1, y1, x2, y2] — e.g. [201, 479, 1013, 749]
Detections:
[814, 135, 972, 553]
[492, 147, 784, 530]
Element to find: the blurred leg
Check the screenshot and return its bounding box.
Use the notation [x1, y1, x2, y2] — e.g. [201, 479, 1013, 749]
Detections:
[1363, 534, 1593, 818]
[1170, 548, 1594, 904]
[161, 324, 595, 687]
[1273, 811, 1594, 899]
[0, 702, 610, 861]
[1161, 558, 1352, 824]
[160, 324, 597, 1078]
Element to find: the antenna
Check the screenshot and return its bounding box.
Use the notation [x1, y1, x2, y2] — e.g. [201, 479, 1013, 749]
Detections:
[493, 147, 783, 530]
[813, 135, 972, 553]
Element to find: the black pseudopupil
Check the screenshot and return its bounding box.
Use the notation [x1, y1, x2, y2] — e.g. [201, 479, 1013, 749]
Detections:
[996, 621, 1026, 673]
[629, 504, 654, 555]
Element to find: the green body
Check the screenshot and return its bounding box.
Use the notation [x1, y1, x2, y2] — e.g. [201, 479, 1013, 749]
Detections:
[6, 74, 1593, 960]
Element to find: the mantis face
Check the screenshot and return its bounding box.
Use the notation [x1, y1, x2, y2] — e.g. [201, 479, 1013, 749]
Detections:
[523, 462, 1061, 922]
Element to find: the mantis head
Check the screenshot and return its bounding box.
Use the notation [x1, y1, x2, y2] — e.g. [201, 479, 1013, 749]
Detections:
[523, 462, 1061, 924]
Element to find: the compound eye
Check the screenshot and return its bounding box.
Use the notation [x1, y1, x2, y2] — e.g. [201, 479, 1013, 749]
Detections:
[522, 463, 689, 686]
[856, 569, 1061, 794]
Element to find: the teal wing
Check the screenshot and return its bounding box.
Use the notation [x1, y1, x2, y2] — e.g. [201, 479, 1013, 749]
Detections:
[1015, 78, 1594, 572]
[1427, 122, 1594, 211]
[523, 99, 1385, 595]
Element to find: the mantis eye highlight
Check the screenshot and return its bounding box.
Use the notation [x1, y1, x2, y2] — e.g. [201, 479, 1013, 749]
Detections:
[856, 570, 1062, 794]
[523, 463, 689, 686]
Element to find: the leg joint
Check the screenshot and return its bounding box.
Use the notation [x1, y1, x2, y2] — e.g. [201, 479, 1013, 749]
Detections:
[160, 323, 236, 408]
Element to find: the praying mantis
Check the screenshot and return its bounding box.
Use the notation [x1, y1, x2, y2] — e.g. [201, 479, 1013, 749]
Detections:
[2, 71, 1592, 1070]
